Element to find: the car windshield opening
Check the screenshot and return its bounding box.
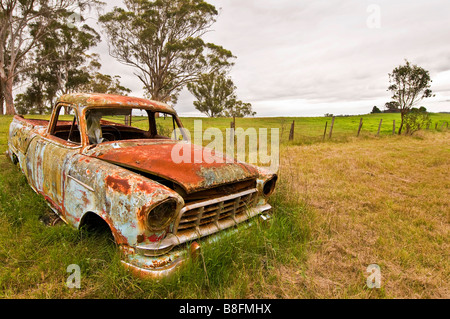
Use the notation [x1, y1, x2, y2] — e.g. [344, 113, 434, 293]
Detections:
[85, 108, 185, 144]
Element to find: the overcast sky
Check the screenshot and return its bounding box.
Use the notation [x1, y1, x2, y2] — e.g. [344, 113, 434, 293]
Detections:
[92, 0, 450, 117]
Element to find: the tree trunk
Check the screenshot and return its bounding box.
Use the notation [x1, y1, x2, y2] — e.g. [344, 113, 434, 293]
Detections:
[0, 77, 6, 115]
[398, 112, 405, 135]
[4, 77, 15, 115]
[0, 86, 4, 115]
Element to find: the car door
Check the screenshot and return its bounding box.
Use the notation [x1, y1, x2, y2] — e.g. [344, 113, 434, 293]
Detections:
[28, 104, 82, 212]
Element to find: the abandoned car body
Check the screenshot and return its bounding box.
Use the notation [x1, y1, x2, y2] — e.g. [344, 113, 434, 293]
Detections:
[7, 93, 277, 277]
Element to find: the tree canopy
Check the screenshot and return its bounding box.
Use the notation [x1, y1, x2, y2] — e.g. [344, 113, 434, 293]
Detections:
[371, 106, 381, 114]
[384, 101, 400, 113]
[99, 0, 234, 105]
[187, 71, 235, 117]
[187, 71, 255, 119]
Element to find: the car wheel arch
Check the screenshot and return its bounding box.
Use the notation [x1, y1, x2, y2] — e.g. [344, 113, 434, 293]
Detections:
[78, 211, 116, 243]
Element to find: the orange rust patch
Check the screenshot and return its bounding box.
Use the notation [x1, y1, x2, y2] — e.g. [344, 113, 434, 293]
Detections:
[105, 175, 131, 195]
[136, 181, 157, 194]
[136, 204, 149, 227]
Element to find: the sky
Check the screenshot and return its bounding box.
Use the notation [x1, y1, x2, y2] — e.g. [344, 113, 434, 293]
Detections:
[90, 0, 450, 117]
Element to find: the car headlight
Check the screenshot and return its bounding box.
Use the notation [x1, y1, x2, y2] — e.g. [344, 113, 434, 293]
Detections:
[146, 198, 178, 231]
[262, 175, 277, 197]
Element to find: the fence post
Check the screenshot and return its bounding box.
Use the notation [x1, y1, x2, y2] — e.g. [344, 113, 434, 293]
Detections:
[323, 121, 328, 141]
[377, 119, 383, 136]
[328, 116, 335, 139]
[357, 118, 363, 137]
[435, 123, 438, 130]
[289, 120, 295, 141]
[393, 120, 396, 134]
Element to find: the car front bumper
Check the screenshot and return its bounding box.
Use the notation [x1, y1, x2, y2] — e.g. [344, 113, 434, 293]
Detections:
[121, 203, 272, 279]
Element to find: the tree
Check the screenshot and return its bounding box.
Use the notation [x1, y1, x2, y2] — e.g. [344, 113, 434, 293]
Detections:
[187, 71, 236, 117]
[418, 106, 427, 112]
[14, 87, 45, 114]
[0, 0, 96, 115]
[44, 22, 101, 103]
[371, 106, 381, 114]
[387, 60, 433, 134]
[99, 0, 234, 105]
[187, 71, 255, 121]
[222, 100, 255, 126]
[384, 101, 400, 113]
[14, 68, 48, 114]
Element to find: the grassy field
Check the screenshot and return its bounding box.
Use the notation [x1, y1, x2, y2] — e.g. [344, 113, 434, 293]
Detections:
[10, 112, 450, 144]
[0, 113, 449, 298]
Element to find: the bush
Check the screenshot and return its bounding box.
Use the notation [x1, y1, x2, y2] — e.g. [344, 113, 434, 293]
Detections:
[371, 106, 382, 114]
[404, 108, 431, 135]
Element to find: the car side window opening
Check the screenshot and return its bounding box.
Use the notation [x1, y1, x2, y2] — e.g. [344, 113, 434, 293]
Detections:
[154, 112, 186, 141]
[51, 105, 81, 145]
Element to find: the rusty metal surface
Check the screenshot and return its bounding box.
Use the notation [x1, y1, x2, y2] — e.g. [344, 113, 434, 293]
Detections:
[59, 92, 176, 114]
[85, 140, 260, 194]
[7, 93, 277, 278]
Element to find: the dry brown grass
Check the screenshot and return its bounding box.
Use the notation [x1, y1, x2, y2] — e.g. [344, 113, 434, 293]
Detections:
[270, 131, 449, 298]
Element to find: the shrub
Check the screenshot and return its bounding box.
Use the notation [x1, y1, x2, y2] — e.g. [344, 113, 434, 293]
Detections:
[404, 108, 431, 135]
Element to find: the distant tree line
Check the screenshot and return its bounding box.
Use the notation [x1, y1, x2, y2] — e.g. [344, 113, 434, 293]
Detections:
[371, 103, 429, 114]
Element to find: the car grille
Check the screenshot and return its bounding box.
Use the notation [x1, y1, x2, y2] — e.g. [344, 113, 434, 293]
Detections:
[174, 188, 259, 238]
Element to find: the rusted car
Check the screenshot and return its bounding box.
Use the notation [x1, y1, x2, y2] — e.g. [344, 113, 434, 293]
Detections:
[7, 93, 277, 278]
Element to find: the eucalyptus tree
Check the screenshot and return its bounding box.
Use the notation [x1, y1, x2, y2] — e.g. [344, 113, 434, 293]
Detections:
[222, 100, 255, 120]
[99, 0, 234, 105]
[187, 71, 236, 117]
[388, 60, 433, 134]
[187, 71, 255, 121]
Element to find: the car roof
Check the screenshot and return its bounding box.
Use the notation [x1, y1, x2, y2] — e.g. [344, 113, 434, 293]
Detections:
[57, 93, 176, 114]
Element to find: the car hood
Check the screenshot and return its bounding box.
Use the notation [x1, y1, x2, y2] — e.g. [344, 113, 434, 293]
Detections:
[83, 140, 259, 194]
